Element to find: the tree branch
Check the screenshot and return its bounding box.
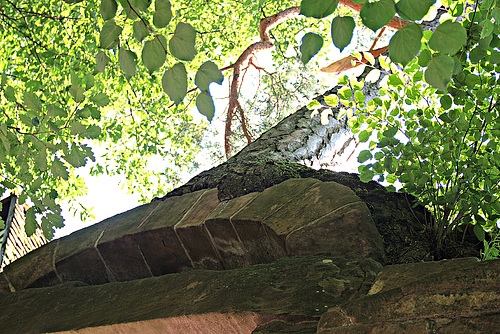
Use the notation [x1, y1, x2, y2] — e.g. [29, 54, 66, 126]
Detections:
[222, 2, 412, 157]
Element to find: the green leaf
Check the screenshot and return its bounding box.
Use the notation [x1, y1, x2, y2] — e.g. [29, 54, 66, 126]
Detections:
[84, 105, 100, 120]
[478, 34, 493, 51]
[142, 35, 167, 74]
[153, 0, 172, 29]
[0, 73, 6, 89]
[384, 157, 397, 173]
[425, 54, 454, 91]
[388, 73, 403, 87]
[119, 48, 138, 79]
[162, 63, 187, 105]
[69, 84, 85, 103]
[2, 179, 16, 189]
[169, 22, 197, 61]
[465, 73, 479, 88]
[20, 114, 33, 128]
[359, 167, 374, 182]
[63, 0, 84, 3]
[99, 20, 123, 49]
[469, 46, 487, 63]
[474, 224, 485, 241]
[23, 91, 42, 112]
[47, 213, 65, 228]
[383, 126, 398, 137]
[417, 48, 431, 67]
[388, 23, 422, 66]
[360, 0, 396, 32]
[196, 91, 215, 122]
[4, 86, 16, 102]
[440, 95, 452, 110]
[133, 20, 149, 42]
[195, 61, 224, 92]
[118, 0, 138, 19]
[51, 158, 69, 180]
[354, 90, 365, 104]
[26, 80, 41, 91]
[130, 0, 152, 12]
[492, 201, 500, 214]
[30, 177, 43, 193]
[91, 92, 110, 106]
[300, 32, 323, 64]
[300, 0, 338, 19]
[428, 20, 467, 55]
[81, 144, 95, 162]
[25, 207, 37, 237]
[47, 104, 67, 118]
[481, 19, 494, 38]
[34, 149, 47, 171]
[100, 0, 118, 20]
[331, 16, 355, 52]
[83, 125, 102, 139]
[95, 50, 110, 73]
[307, 100, 321, 109]
[324, 94, 338, 106]
[358, 149, 373, 163]
[64, 143, 88, 168]
[449, 1, 464, 16]
[395, 0, 435, 21]
[41, 217, 54, 240]
[359, 130, 371, 142]
[85, 73, 95, 90]
[70, 121, 86, 135]
[0, 133, 10, 154]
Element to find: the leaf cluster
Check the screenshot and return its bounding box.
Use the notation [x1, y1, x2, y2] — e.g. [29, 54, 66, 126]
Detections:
[0, 0, 306, 238]
[344, 0, 500, 244]
[299, 0, 500, 247]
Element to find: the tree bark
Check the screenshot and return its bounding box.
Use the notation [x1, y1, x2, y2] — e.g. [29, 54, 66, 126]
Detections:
[162, 82, 362, 201]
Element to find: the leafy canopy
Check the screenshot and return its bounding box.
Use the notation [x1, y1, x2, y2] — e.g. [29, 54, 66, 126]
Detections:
[0, 0, 321, 238]
[1, 0, 499, 248]
[301, 0, 500, 245]
[331, 0, 500, 243]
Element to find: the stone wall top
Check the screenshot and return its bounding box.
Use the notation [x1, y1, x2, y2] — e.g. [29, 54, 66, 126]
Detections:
[3, 178, 385, 291]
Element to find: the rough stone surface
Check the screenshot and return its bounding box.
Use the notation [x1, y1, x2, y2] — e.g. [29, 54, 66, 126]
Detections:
[3, 178, 385, 291]
[0, 166, 496, 334]
[56, 312, 280, 334]
[285, 202, 381, 259]
[0, 273, 11, 293]
[167, 160, 481, 264]
[0, 256, 378, 334]
[317, 258, 500, 333]
[55, 247, 111, 285]
[133, 227, 192, 276]
[2, 256, 498, 333]
[3, 240, 60, 289]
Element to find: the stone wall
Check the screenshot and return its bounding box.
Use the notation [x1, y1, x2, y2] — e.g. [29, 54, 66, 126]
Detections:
[0, 173, 497, 333]
[3, 177, 385, 291]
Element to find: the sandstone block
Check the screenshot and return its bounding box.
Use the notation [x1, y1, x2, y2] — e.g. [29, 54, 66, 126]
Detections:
[3, 241, 59, 290]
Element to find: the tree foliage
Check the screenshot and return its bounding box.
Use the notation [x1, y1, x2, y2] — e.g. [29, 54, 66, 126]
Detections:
[1, 0, 499, 249]
[0, 0, 317, 238]
[342, 0, 500, 243]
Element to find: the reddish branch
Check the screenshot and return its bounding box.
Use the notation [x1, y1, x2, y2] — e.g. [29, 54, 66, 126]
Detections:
[222, 2, 410, 157]
[221, 7, 301, 156]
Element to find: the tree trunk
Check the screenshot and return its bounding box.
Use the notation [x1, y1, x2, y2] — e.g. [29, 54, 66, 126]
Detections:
[163, 83, 358, 201]
[160, 57, 392, 201]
